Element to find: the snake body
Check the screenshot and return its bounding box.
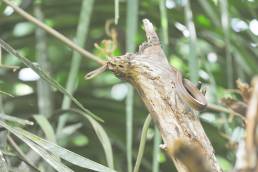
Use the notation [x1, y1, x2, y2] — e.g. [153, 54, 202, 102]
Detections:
[175, 71, 207, 111]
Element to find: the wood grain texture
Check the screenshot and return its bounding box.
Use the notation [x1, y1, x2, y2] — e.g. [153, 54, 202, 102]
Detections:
[107, 19, 221, 172]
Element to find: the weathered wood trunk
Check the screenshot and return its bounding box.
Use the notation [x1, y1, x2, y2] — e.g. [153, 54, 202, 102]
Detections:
[108, 19, 221, 172]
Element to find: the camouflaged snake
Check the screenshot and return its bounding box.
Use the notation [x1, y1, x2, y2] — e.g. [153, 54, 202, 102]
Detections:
[175, 71, 207, 111]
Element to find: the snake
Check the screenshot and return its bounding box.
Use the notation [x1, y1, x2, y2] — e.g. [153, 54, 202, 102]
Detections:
[175, 71, 207, 111]
[104, 57, 207, 111]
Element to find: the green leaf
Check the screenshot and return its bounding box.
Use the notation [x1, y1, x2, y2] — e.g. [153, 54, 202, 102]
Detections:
[72, 134, 89, 147]
[0, 113, 33, 126]
[21, 137, 73, 172]
[0, 121, 73, 172]
[196, 15, 211, 27]
[58, 109, 114, 170]
[61, 123, 83, 136]
[87, 115, 114, 168]
[0, 38, 103, 123]
[0, 120, 116, 172]
[33, 115, 56, 142]
[133, 114, 151, 172]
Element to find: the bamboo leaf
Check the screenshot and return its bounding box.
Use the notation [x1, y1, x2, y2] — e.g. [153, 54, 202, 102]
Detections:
[0, 120, 116, 172]
[133, 115, 151, 172]
[56, 108, 114, 170]
[0, 113, 33, 126]
[87, 115, 114, 169]
[0, 121, 73, 172]
[33, 115, 56, 143]
[61, 123, 83, 136]
[21, 138, 73, 172]
[0, 38, 103, 123]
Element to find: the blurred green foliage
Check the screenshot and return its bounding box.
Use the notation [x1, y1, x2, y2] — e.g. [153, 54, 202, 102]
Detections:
[0, 0, 257, 171]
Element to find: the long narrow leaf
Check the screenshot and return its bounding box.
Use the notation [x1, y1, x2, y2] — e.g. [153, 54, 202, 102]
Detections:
[56, 108, 114, 170]
[0, 113, 33, 126]
[0, 121, 116, 172]
[133, 115, 151, 172]
[20, 137, 73, 172]
[0, 39, 103, 123]
[87, 116, 114, 169]
[0, 121, 73, 172]
[33, 115, 56, 143]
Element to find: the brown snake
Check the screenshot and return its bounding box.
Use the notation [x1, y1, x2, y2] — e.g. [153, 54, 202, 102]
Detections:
[175, 71, 207, 111]
[85, 58, 207, 111]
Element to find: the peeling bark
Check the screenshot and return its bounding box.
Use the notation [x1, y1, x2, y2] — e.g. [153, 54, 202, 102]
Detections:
[107, 19, 221, 172]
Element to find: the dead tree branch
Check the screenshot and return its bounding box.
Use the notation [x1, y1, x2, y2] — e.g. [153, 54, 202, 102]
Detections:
[107, 19, 221, 172]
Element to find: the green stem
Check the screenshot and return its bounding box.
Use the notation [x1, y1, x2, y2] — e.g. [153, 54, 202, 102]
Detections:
[133, 115, 152, 172]
[126, 85, 134, 172]
[184, 0, 198, 84]
[114, 0, 120, 24]
[34, 1, 53, 118]
[152, 127, 161, 172]
[126, 0, 138, 171]
[159, 0, 169, 53]
[57, 0, 95, 135]
[219, 0, 233, 88]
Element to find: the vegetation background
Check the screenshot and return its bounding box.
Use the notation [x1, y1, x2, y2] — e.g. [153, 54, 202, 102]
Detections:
[0, 0, 257, 171]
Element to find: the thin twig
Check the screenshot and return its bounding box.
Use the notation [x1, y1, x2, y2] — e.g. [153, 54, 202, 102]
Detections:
[0, 42, 19, 70]
[0, 38, 103, 122]
[7, 135, 41, 172]
[2, 0, 105, 65]
[0, 90, 14, 97]
[206, 104, 245, 121]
